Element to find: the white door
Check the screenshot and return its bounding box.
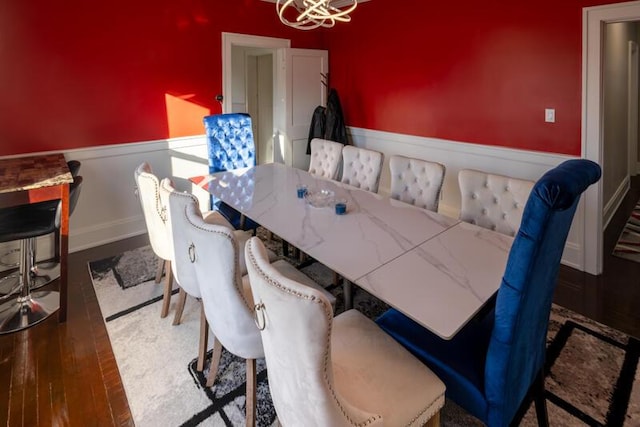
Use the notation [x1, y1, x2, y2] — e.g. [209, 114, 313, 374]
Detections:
[273, 48, 329, 170]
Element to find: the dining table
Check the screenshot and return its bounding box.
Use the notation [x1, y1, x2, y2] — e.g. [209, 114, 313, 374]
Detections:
[191, 162, 513, 340]
[0, 153, 73, 324]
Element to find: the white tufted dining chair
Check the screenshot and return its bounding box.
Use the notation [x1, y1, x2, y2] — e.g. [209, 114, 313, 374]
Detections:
[134, 162, 175, 318]
[245, 236, 446, 427]
[389, 155, 446, 212]
[163, 178, 253, 371]
[340, 146, 384, 193]
[458, 169, 534, 236]
[182, 203, 335, 427]
[308, 138, 343, 180]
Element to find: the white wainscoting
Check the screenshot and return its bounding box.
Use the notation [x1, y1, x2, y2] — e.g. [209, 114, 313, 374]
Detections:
[0, 136, 212, 267]
[347, 127, 585, 270]
[1, 128, 591, 271]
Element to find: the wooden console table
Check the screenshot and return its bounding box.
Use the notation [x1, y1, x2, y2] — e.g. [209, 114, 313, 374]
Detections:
[0, 153, 73, 322]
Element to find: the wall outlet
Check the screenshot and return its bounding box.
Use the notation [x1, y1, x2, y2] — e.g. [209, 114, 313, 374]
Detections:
[545, 108, 556, 123]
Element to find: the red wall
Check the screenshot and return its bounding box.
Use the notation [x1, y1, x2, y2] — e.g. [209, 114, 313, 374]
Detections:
[324, 0, 622, 155]
[0, 0, 628, 157]
[0, 0, 322, 156]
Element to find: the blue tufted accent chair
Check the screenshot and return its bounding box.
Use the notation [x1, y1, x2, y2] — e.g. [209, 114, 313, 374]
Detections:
[376, 159, 601, 427]
[203, 113, 259, 231]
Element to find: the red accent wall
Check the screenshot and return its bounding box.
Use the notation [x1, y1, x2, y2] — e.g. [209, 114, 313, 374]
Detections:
[0, 0, 629, 157]
[0, 0, 322, 156]
[324, 0, 625, 156]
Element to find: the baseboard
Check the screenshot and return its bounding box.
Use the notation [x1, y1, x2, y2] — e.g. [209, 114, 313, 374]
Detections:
[603, 175, 630, 230]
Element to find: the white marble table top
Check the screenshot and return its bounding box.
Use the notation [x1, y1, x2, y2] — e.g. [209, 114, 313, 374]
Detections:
[356, 221, 513, 339]
[195, 163, 512, 339]
[195, 163, 459, 281]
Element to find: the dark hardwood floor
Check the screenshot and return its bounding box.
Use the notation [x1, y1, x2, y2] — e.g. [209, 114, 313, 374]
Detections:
[555, 177, 640, 340]
[1, 182, 640, 425]
[0, 234, 148, 427]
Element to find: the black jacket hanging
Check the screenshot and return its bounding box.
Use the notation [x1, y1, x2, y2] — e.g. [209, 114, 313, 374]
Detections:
[306, 88, 348, 154]
[324, 88, 348, 144]
[306, 106, 326, 154]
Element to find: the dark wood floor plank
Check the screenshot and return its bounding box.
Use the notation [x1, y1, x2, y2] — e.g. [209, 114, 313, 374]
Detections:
[0, 235, 146, 426]
[0, 334, 15, 425]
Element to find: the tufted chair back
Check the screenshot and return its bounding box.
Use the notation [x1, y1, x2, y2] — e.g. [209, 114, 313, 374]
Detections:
[340, 146, 384, 193]
[203, 113, 258, 231]
[209, 168, 256, 214]
[377, 159, 602, 427]
[134, 162, 172, 261]
[389, 155, 446, 212]
[458, 169, 534, 237]
[184, 202, 263, 361]
[164, 180, 203, 298]
[203, 113, 256, 174]
[245, 237, 382, 426]
[308, 138, 343, 180]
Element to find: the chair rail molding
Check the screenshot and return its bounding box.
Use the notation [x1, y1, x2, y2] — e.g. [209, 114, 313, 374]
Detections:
[0, 128, 588, 271]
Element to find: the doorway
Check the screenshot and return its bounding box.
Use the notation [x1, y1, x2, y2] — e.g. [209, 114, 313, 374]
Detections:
[583, 1, 640, 275]
[222, 33, 290, 165]
[222, 33, 329, 171]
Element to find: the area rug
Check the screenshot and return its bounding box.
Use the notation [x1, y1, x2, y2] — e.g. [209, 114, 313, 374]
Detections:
[89, 230, 640, 427]
[613, 201, 640, 263]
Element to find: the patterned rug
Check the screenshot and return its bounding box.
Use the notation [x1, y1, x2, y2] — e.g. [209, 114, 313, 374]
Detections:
[613, 202, 640, 263]
[88, 228, 640, 426]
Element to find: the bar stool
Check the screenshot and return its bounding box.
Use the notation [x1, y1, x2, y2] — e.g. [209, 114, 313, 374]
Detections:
[0, 175, 83, 333]
[0, 161, 82, 296]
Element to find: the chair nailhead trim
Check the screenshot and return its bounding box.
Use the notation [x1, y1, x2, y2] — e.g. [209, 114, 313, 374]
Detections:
[246, 243, 382, 427]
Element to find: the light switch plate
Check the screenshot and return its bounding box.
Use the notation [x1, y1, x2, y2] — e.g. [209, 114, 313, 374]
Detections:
[545, 108, 556, 123]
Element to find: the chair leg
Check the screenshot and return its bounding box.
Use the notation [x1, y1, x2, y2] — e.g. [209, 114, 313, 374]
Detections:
[425, 411, 440, 427]
[245, 358, 256, 427]
[534, 370, 549, 427]
[343, 280, 353, 310]
[160, 260, 172, 318]
[197, 303, 209, 372]
[172, 288, 187, 326]
[206, 337, 223, 387]
[333, 271, 341, 286]
[154, 257, 164, 283]
[510, 368, 548, 427]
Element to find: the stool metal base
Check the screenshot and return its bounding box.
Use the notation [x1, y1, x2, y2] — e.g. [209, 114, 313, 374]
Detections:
[30, 261, 60, 290]
[0, 291, 60, 334]
[0, 261, 59, 299]
[0, 273, 23, 300]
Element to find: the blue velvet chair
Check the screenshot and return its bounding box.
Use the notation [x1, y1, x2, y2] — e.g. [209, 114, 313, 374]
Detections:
[203, 113, 259, 231]
[376, 159, 602, 427]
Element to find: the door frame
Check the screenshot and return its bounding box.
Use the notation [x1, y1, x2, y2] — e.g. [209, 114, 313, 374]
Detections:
[583, 1, 640, 275]
[221, 33, 290, 115]
[629, 40, 640, 176]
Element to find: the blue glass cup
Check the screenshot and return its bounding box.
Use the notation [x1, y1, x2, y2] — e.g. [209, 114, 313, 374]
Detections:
[334, 200, 347, 215]
[297, 185, 308, 199]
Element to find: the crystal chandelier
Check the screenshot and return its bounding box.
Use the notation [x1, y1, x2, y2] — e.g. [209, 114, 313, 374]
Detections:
[276, 0, 358, 30]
